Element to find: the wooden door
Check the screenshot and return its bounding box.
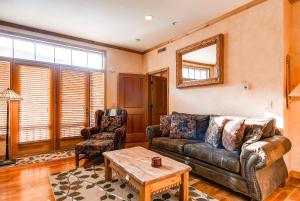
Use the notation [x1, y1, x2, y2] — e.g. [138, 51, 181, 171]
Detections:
[150, 76, 168, 125]
[118, 73, 147, 142]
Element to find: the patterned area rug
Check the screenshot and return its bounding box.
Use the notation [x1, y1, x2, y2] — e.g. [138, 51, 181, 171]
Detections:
[49, 165, 218, 201]
[1, 149, 75, 168]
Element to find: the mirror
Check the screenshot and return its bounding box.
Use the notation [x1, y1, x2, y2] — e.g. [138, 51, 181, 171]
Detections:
[176, 34, 224, 88]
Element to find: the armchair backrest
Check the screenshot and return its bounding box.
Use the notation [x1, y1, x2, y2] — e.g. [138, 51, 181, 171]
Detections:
[93, 109, 128, 128]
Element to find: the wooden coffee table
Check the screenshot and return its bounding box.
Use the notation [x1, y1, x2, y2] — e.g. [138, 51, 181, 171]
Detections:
[103, 146, 191, 201]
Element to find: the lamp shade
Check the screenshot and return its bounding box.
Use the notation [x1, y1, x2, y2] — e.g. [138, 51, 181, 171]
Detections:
[289, 84, 300, 97]
[0, 88, 23, 101]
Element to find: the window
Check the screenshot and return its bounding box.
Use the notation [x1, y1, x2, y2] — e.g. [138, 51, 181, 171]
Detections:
[0, 61, 10, 136]
[36, 43, 54, 63]
[182, 66, 209, 80]
[14, 39, 35, 60]
[18, 65, 51, 143]
[0, 33, 105, 70]
[72, 50, 87, 67]
[55, 47, 71, 65]
[0, 36, 13, 58]
[59, 68, 88, 138]
[88, 52, 103, 69]
[90, 72, 105, 126]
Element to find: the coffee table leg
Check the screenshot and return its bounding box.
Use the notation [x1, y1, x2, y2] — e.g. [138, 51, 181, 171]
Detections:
[140, 184, 150, 201]
[104, 157, 112, 181]
[179, 172, 189, 201]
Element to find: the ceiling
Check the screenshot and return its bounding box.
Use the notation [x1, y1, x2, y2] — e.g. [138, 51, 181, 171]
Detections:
[0, 0, 252, 52]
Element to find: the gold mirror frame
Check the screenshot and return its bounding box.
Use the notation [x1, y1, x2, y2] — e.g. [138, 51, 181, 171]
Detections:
[176, 34, 224, 88]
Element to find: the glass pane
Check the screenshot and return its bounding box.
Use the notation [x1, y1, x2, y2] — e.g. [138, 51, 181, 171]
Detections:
[14, 39, 35, 60]
[195, 69, 201, 80]
[36, 43, 54, 63]
[88, 52, 102, 69]
[0, 36, 13, 57]
[182, 67, 189, 78]
[55, 47, 71, 65]
[200, 70, 208, 79]
[188, 68, 195, 79]
[72, 50, 87, 67]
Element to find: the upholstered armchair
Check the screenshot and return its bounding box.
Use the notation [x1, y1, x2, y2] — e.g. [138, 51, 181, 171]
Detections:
[75, 109, 127, 167]
[80, 109, 128, 149]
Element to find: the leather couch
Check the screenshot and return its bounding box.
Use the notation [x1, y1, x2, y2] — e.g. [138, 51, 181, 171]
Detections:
[146, 114, 291, 201]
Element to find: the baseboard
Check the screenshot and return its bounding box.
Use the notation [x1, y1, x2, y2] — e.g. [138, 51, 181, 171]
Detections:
[289, 170, 300, 179]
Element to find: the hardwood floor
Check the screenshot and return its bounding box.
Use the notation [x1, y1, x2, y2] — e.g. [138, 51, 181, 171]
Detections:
[0, 142, 299, 201]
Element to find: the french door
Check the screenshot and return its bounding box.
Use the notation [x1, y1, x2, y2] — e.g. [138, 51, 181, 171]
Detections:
[9, 62, 105, 157]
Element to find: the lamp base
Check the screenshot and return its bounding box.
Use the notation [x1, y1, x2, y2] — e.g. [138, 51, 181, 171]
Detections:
[0, 159, 16, 166]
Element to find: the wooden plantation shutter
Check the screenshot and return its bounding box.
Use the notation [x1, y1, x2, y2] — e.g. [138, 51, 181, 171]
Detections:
[18, 65, 51, 143]
[0, 61, 10, 136]
[90, 71, 105, 126]
[59, 68, 88, 138]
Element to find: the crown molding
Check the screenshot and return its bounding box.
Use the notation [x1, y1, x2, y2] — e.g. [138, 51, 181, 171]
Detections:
[0, 20, 143, 55]
[143, 0, 267, 54]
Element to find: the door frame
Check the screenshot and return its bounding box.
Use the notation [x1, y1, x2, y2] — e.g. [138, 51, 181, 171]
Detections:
[147, 67, 169, 125]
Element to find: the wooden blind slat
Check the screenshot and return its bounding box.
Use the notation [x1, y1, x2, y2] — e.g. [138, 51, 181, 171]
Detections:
[60, 69, 88, 138]
[90, 72, 105, 126]
[18, 65, 51, 143]
[0, 61, 10, 136]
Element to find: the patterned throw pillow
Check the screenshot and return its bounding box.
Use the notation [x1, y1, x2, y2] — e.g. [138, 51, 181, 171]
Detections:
[242, 126, 264, 150]
[205, 116, 229, 148]
[101, 116, 122, 132]
[170, 114, 196, 139]
[222, 119, 246, 151]
[244, 118, 276, 139]
[160, 115, 171, 137]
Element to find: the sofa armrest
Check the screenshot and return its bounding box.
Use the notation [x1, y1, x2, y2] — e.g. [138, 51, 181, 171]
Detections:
[114, 125, 126, 149]
[240, 135, 291, 174]
[146, 125, 162, 148]
[80, 126, 100, 140]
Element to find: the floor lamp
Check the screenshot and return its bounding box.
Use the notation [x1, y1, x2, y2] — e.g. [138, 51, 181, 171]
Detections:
[0, 88, 22, 166]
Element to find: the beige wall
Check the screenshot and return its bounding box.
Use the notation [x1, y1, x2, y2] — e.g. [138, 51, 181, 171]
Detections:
[143, 0, 285, 121]
[286, 0, 300, 172]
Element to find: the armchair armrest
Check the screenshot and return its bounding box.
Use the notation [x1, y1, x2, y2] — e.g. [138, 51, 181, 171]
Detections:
[240, 135, 291, 175]
[114, 125, 126, 149]
[81, 126, 100, 140]
[146, 125, 162, 148]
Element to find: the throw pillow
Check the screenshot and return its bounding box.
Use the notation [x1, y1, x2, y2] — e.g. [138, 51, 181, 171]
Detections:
[170, 114, 196, 139]
[101, 116, 122, 132]
[241, 126, 264, 150]
[205, 116, 229, 148]
[244, 118, 276, 139]
[160, 115, 171, 137]
[172, 112, 209, 141]
[222, 119, 246, 151]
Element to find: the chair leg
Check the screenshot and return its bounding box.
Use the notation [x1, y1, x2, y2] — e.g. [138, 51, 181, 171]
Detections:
[75, 152, 79, 167]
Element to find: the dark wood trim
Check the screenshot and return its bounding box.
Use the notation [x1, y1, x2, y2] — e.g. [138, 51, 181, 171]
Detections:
[289, 0, 300, 4]
[0, 20, 142, 55]
[143, 0, 266, 54]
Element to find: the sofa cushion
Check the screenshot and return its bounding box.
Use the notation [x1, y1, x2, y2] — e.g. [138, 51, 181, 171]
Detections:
[152, 137, 198, 154]
[160, 115, 171, 137]
[170, 114, 196, 139]
[184, 143, 241, 174]
[222, 119, 246, 152]
[205, 116, 229, 148]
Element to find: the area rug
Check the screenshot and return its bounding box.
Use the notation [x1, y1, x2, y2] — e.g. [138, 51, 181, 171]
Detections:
[1, 149, 75, 168]
[49, 165, 218, 201]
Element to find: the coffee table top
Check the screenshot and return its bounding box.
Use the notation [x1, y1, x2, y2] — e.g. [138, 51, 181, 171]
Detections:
[103, 146, 191, 185]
